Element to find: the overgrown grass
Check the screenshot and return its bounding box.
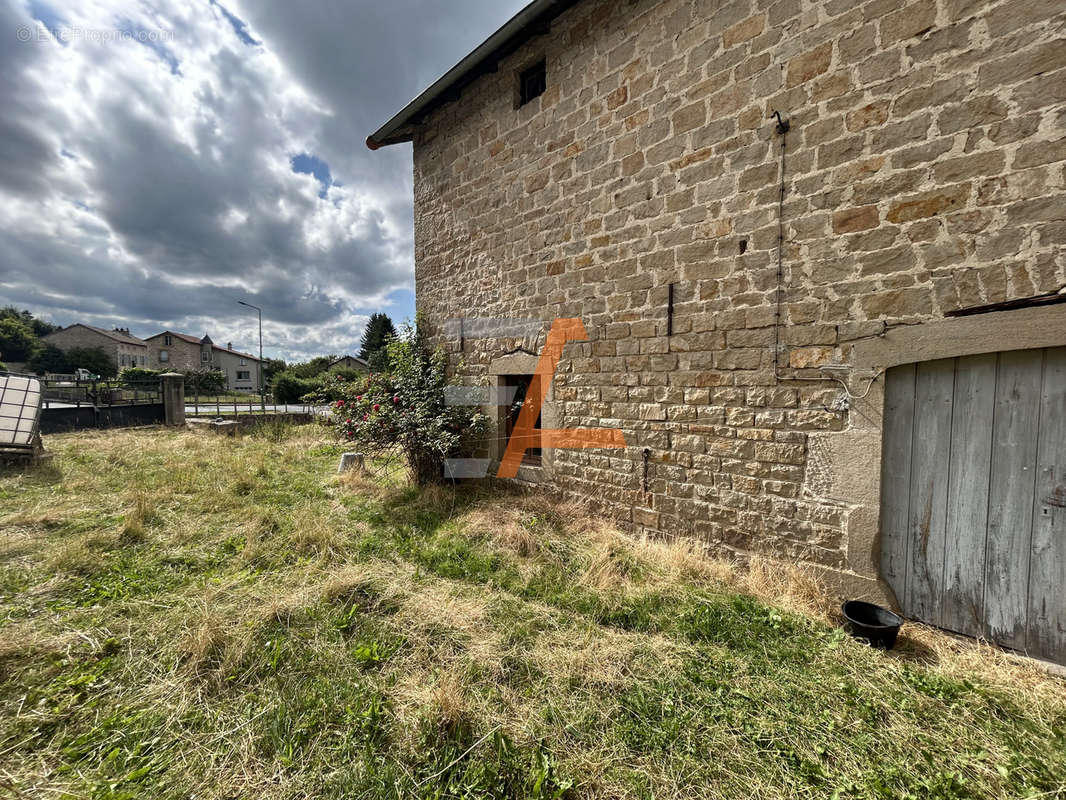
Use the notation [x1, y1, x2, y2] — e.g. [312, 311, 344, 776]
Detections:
[0, 426, 1063, 799]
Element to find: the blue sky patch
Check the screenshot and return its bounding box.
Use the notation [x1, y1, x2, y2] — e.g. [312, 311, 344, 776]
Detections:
[386, 288, 416, 326]
[291, 153, 333, 198]
[28, 0, 67, 45]
[210, 0, 260, 46]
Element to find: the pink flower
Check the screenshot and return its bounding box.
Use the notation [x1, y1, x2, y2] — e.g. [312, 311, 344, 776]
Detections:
[392, 396, 399, 404]
[373, 403, 380, 411]
[356, 395, 362, 401]
[335, 400, 344, 408]
[363, 414, 369, 421]
[345, 418, 352, 425]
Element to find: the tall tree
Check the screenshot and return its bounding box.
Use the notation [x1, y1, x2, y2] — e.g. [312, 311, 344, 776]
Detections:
[358, 313, 396, 370]
[0, 317, 38, 362]
[66, 347, 117, 378]
[0, 307, 59, 338]
[27, 344, 72, 375]
[262, 358, 288, 384]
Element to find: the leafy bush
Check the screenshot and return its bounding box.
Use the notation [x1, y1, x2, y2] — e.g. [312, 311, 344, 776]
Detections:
[184, 369, 226, 395]
[120, 367, 162, 387]
[272, 370, 317, 404]
[0, 361, 7, 373]
[329, 320, 490, 485]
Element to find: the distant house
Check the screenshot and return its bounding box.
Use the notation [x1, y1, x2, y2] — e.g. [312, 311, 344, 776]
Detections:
[42, 324, 148, 371]
[144, 331, 262, 392]
[328, 355, 371, 373]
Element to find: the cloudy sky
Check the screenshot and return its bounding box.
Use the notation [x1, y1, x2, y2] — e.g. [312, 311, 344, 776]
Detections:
[0, 0, 526, 361]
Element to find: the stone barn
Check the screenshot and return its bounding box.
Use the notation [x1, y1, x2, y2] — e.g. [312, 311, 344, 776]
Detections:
[369, 0, 1066, 663]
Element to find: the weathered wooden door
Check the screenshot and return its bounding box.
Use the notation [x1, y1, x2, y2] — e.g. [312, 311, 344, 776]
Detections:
[880, 347, 1066, 664]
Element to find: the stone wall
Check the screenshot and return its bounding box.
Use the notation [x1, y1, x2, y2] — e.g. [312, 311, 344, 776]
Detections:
[411, 0, 1066, 593]
[42, 326, 148, 370]
[146, 337, 201, 373]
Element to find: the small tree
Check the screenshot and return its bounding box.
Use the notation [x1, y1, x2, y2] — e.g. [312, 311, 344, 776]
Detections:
[358, 313, 396, 372]
[332, 319, 489, 486]
[28, 344, 72, 375]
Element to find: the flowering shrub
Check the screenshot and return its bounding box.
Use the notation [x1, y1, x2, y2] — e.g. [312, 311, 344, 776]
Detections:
[328, 321, 490, 485]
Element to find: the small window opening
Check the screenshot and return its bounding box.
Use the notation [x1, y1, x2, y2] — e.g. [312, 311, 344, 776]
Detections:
[518, 60, 546, 107]
[738, 239, 748, 254]
[503, 374, 542, 466]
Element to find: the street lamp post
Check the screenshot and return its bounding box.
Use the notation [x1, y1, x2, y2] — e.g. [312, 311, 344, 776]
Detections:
[237, 300, 264, 409]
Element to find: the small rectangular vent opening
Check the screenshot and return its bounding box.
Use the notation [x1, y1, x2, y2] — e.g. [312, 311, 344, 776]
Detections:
[518, 60, 546, 107]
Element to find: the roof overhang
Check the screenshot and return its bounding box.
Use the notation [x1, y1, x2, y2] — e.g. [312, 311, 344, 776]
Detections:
[366, 0, 583, 149]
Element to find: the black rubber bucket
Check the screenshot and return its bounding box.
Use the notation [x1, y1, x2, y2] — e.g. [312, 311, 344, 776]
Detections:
[842, 601, 903, 649]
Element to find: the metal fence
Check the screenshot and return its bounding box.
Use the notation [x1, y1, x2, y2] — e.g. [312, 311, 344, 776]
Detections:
[182, 373, 309, 417]
[41, 376, 162, 409]
[30, 372, 321, 423]
[186, 390, 275, 417]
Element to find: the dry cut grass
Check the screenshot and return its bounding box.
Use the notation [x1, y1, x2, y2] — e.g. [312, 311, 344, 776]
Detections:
[0, 425, 1063, 800]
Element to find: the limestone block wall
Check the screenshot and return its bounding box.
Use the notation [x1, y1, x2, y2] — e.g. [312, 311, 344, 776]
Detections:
[411, 0, 1066, 596]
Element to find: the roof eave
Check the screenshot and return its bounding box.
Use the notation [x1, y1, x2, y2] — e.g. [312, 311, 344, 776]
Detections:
[366, 0, 579, 149]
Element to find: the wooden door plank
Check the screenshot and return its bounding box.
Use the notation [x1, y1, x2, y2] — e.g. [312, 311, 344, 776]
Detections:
[985, 349, 1044, 651]
[906, 359, 956, 624]
[1027, 347, 1066, 663]
[880, 363, 917, 610]
[941, 353, 997, 637]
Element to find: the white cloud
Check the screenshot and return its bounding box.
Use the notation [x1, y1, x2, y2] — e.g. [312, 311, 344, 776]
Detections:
[0, 0, 525, 360]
